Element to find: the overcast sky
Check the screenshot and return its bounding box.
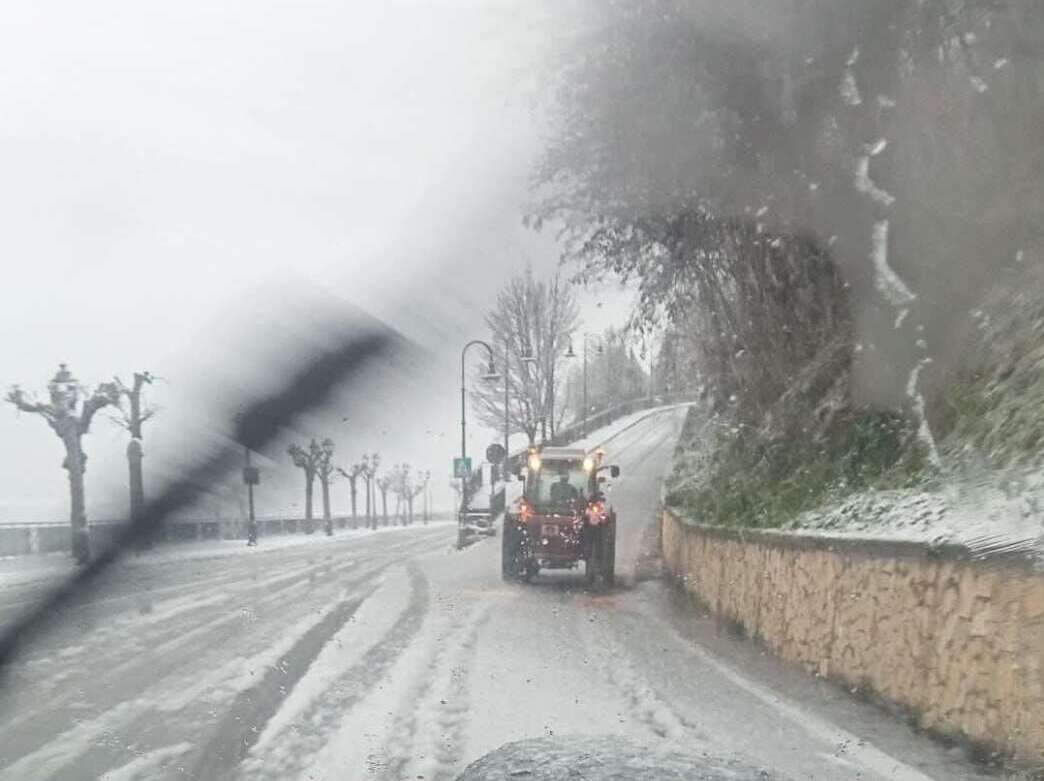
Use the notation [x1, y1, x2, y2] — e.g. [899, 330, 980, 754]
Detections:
[0, 0, 634, 520]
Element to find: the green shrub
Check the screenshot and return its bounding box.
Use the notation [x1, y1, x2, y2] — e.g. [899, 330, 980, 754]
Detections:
[666, 410, 928, 528]
[940, 365, 1044, 469]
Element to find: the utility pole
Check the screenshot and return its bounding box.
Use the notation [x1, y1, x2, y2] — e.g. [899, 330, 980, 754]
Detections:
[244, 447, 258, 545]
[503, 341, 510, 460]
[459, 340, 500, 548]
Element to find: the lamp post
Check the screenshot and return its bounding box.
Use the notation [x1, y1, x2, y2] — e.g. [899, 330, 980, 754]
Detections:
[568, 333, 605, 437]
[459, 339, 500, 548]
[244, 447, 259, 545]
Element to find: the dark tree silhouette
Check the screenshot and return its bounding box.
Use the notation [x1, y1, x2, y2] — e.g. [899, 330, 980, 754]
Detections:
[376, 475, 391, 526]
[360, 453, 380, 530]
[6, 364, 119, 563]
[112, 372, 158, 548]
[390, 464, 425, 525]
[336, 462, 365, 529]
[315, 439, 336, 536]
[288, 439, 328, 534]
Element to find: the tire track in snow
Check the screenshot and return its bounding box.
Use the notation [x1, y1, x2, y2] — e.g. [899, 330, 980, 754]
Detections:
[0, 556, 361, 761]
[236, 564, 432, 781]
[579, 603, 711, 747]
[188, 590, 377, 780]
[0, 580, 375, 781]
[380, 599, 493, 781]
[0, 532, 438, 744]
[0, 536, 442, 778]
[2, 531, 440, 678]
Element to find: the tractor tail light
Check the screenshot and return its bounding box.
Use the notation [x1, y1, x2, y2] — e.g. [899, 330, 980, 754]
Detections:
[586, 501, 606, 525]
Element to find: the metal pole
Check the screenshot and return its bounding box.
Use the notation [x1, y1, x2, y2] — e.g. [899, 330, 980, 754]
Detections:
[582, 337, 589, 437]
[246, 447, 257, 546]
[460, 352, 467, 549]
[503, 342, 510, 460]
[549, 351, 556, 442]
[458, 339, 497, 549]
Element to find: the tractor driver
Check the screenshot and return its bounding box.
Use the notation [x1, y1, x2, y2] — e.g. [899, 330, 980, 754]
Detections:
[549, 471, 579, 506]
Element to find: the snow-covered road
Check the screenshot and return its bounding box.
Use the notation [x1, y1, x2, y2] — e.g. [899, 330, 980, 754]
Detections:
[0, 409, 996, 780]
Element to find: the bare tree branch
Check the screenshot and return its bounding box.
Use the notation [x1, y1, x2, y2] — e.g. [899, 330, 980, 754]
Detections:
[79, 383, 120, 435]
[470, 268, 579, 445]
[5, 387, 55, 422]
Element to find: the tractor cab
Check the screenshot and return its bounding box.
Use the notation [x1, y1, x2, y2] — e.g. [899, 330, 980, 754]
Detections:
[501, 446, 620, 589]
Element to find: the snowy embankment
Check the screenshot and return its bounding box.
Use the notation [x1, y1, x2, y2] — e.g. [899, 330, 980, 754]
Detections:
[569, 402, 694, 452]
[790, 477, 1044, 556]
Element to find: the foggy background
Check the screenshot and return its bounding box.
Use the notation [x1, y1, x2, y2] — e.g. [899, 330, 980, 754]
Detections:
[0, 0, 632, 521]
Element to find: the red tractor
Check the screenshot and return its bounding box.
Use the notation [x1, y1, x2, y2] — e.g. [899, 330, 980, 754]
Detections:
[501, 447, 620, 590]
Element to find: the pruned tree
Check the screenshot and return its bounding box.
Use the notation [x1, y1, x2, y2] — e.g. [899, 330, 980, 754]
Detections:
[389, 463, 424, 526]
[360, 453, 380, 530]
[315, 438, 336, 536]
[111, 371, 158, 547]
[470, 269, 579, 445]
[406, 481, 424, 525]
[376, 474, 391, 526]
[337, 462, 365, 529]
[6, 364, 120, 563]
[288, 439, 328, 534]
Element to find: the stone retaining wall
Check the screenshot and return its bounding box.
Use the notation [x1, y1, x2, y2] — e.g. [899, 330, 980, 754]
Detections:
[661, 508, 1044, 765]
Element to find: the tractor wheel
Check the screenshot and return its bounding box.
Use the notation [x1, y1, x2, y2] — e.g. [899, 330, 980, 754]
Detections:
[501, 522, 523, 581]
[587, 525, 612, 591]
[522, 560, 539, 582]
[604, 514, 616, 588]
[584, 529, 598, 586]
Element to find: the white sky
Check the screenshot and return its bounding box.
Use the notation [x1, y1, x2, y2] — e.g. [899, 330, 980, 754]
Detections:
[0, 0, 634, 520]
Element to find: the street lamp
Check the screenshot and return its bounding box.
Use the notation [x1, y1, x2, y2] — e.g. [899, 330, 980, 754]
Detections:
[566, 334, 606, 436]
[48, 363, 79, 410]
[459, 339, 500, 548]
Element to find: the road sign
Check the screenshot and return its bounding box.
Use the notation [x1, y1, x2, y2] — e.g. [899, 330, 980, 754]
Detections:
[485, 443, 506, 464]
[242, 466, 260, 486]
[453, 457, 472, 478]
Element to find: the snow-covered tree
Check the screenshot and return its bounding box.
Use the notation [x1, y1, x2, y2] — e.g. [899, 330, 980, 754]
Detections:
[6, 364, 120, 563]
[531, 0, 1044, 444]
[471, 269, 579, 445]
